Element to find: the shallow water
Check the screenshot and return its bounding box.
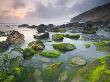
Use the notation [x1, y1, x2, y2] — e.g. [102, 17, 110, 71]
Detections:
[0, 27, 108, 82]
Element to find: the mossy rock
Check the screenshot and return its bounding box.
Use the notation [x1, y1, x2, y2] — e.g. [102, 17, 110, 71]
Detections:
[74, 56, 110, 82]
[52, 34, 64, 41]
[70, 57, 87, 66]
[58, 71, 69, 82]
[39, 50, 60, 58]
[53, 43, 76, 51]
[28, 40, 45, 51]
[64, 34, 80, 40]
[94, 40, 110, 51]
[45, 61, 64, 77]
[85, 44, 91, 48]
[4, 75, 15, 82]
[23, 48, 35, 59]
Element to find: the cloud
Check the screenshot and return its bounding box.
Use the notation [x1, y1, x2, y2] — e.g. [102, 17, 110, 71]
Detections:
[71, 0, 110, 13]
[28, 0, 80, 19]
[0, 0, 110, 24]
[13, 0, 26, 9]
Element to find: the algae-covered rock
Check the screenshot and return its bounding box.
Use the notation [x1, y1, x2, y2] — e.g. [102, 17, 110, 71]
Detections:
[73, 56, 110, 82]
[85, 44, 91, 48]
[58, 71, 69, 82]
[64, 34, 80, 40]
[52, 34, 64, 41]
[70, 57, 87, 66]
[23, 48, 35, 59]
[94, 40, 110, 51]
[45, 61, 64, 77]
[39, 50, 60, 58]
[53, 43, 76, 51]
[28, 40, 45, 51]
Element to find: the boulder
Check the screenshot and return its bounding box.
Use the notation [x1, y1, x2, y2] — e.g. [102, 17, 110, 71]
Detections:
[64, 34, 80, 40]
[6, 31, 24, 45]
[23, 48, 35, 59]
[28, 40, 45, 51]
[39, 50, 60, 58]
[85, 44, 91, 48]
[37, 24, 47, 33]
[52, 34, 64, 41]
[45, 61, 64, 77]
[34, 32, 49, 39]
[53, 43, 76, 51]
[70, 57, 87, 66]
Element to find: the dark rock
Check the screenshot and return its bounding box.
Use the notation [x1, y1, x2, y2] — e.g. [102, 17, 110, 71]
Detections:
[37, 24, 47, 33]
[0, 41, 10, 52]
[18, 24, 29, 27]
[6, 31, 24, 45]
[28, 25, 37, 29]
[34, 32, 49, 39]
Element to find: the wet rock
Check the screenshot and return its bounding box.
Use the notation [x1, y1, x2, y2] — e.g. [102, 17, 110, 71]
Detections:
[52, 34, 64, 41]
[0, 41, 10, 52]
[70, 57, 87, 66]
[45, 61, 64, 77]
[58, 71, 68, 82]
[34, 32, 49, 39]
[37, 24, 47, 33]
[85, 44, 91, 48]
[64, 34, 80, 40]
[18, 24, 29, 27]
[23, 48, 35, 59]
[6, 31, 24, 45]
[82, 24, 96, 34]
[53, 43, 76, 51]
[28, 40, 45, 51]
[39, 50, 60, 58]
[28, 25, 37, 29]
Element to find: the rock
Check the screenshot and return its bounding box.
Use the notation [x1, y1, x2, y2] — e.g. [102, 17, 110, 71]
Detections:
[39, 50, 60, 58]
[85, 44, 91, 48]
[53, 43, 76, 51]
[45, 61, 64, 77]
[28, 25, 37, 29]
[82, 24, 96, 34]
[34, 32, 49, 39]
[37, 24, 47, 33]
[0, 41, 10, 52]
[58, 71, 68, 82]
[28, 40, 45, 51]
[50, 27, 66, 33]
[18, 24, 29, 27]
[70, 57, 87, 66]
[6, 31, 24, 45]
[52, 34, 64, 41]
[64, 34, 80, 40]
[23, 48, 35, 59]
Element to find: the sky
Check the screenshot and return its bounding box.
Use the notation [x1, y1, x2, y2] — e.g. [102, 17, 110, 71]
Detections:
[0, 0, 110, 25]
